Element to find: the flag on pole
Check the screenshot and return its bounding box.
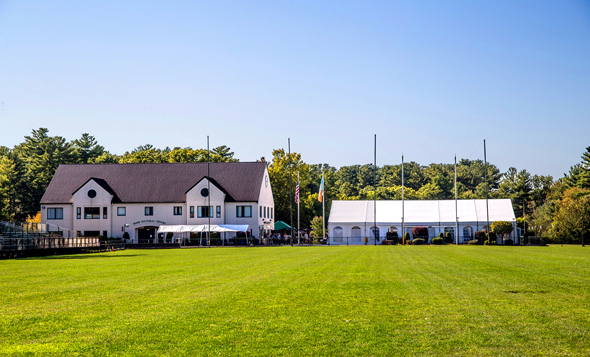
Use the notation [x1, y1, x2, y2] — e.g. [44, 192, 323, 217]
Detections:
[295, 175, 299, 205]
[318, 174, 324, 202]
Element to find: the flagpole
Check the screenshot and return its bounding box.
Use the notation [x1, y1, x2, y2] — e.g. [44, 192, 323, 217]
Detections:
[288, 138, 293, 246]
[401, 154, 405, 244]
[322, 170, 325, 244]
[297, 171, 300, 245]
[207, 135, 211, 247]
[455, 155, 458, 245]
[484, 139, 490, 244]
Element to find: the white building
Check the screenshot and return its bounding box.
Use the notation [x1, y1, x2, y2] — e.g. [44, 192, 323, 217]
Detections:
[40, 162, 274, 242]
[328, 199, 517, 245]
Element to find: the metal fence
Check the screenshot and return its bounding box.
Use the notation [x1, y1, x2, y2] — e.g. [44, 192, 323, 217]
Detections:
[329, 235, 522, 245]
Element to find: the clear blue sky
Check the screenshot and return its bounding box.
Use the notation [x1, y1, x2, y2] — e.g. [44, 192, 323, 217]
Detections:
[1, 1, 589, 178]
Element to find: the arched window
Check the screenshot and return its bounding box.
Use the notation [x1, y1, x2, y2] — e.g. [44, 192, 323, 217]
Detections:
[463, 226, 473, 240]
[444, 227, 455, 237]
[333, 226, 343, 243]
[482, 225, 490, 232]
[351, 226, 361, 242]
[370, 226, 380, 239]
[389, 226, 398, 234]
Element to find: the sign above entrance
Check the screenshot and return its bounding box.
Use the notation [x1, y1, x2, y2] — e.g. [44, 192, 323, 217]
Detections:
[132, 219, 166, 226]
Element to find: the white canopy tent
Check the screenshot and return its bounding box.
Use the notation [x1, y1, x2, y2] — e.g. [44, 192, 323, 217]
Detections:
[157, 224, 250, 245]
[328, 199, 517, 244]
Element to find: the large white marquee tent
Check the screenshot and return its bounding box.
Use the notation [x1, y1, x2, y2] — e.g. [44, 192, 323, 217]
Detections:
[328, 199, 517, 245]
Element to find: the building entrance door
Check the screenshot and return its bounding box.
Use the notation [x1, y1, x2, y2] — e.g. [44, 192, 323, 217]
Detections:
[137, 226, 157, 243]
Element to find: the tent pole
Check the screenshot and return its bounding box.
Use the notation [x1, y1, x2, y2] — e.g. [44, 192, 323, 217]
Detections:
[458, 155, 465, 245]
[374, 134, 377, 246]
[402, 154, 405, 244]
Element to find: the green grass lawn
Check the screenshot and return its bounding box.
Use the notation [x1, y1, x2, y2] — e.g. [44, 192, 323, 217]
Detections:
[1, 246, 589, 356]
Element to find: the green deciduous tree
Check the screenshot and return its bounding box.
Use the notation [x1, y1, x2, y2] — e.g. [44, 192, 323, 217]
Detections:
[268, 149, 310, 227]
[310, 216, 325, 238]
[491, 221, 514, 241]
[552, 187, 590, 243]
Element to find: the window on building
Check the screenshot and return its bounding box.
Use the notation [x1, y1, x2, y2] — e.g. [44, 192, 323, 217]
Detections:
[76, 207, 81, 220]
[463, 226, 473, 240]
[271, 207, 273, 219]
[84, 231, 100, 237]
[351, 226, 361, 242]
[84, 207, 100, 219]
[190, 206, 194, 218]
[216, 206, 221, 218]
[370, 226, 380, 239]
[117, 207, 126, 216]
[103, 230, 107, 237]
[173, 206, 182, 216]
[103, 207, 108, 219]
[76, 231, 81, 237]
[145, 207, 153, 216]
[47, 208, 63, 220]
[197, 206, 213, 218]
[236, 205, 252, 218]
[260, 206, 263, 218]
[333, 226, 343, 238]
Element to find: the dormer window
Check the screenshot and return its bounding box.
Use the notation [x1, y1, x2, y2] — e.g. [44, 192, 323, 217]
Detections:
[88, 189, 97, 198]
[200, 188, 209, 197]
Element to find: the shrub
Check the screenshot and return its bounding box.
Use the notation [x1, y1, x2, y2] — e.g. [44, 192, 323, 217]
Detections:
[491, 221, 514, 239]
[504, 239, 514, 246]
[468, 239, 479, 245]
[412, 227, 428, 239]
[475, 230, 486, 244]
[122, 232, 130, 240]
[484, 236, 497, 245]
[386, 231, 398, 244]
[487, 232, 497, 244]
[404, 232, 411, 245]
[386, 230, 398, 239]
[431, 237, 443, 245]
[445, 232, 454, 244]
[413, 238, 425, 245]
[438, 232, 444, 239]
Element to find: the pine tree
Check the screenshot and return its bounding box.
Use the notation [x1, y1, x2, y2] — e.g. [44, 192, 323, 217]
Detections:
[72, 133, 105, 163]
[580, 146, 590, 189]
[564, 147, 590, 189]
[17, 128, 78, 219]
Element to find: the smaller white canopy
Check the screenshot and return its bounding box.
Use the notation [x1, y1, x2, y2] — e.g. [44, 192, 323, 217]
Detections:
[157, 224, 249, 233]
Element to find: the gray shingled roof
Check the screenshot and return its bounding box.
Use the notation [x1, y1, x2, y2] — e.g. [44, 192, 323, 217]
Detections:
[40, 162, 267, 204]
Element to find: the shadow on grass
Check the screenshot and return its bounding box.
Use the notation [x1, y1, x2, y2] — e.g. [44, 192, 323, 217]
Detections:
[23, 254, 145, 260]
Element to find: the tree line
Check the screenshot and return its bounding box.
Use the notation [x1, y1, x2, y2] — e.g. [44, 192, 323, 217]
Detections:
[1, 128, 588, 241]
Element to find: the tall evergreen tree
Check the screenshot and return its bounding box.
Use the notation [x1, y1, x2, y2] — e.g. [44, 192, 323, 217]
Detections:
[16, 128, 78, 219]
[564, 146, 590, 189]
[72, 133, 105, 163]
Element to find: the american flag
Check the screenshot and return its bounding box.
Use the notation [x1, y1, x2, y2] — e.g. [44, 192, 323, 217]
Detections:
[295, 175, 299, 205]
